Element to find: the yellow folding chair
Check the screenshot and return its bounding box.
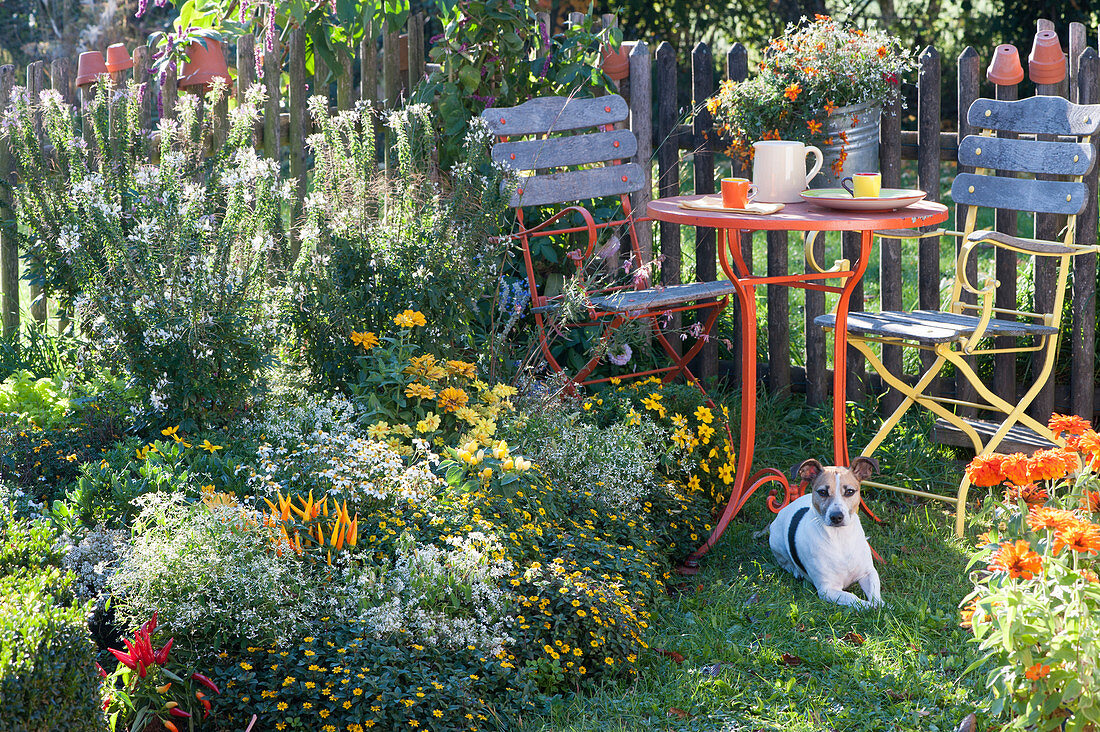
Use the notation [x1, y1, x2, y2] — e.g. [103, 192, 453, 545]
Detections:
[816, 94, 1100, 536]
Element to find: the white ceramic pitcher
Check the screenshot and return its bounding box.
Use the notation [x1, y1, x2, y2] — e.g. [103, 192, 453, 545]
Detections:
[752, 140, 824, 203]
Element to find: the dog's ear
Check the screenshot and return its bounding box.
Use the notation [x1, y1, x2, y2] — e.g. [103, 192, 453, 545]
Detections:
[792, 459, 824, 483]
[850, 456, 879, 482]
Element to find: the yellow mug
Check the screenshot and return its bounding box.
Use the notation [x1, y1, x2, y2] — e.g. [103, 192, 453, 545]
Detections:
[841, 173, 882, 198]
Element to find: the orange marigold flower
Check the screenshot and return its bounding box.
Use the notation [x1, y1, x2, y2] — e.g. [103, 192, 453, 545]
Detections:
[1074, 430, 1100, 469]
[806, 119, 823, 135]
[1082, 491, 1100, 513]
[966, 454, 1004, 487]
[1005, 482, 1048, 507]
[823, 100, 838, 115]
[877, 46, 889, 58]
[1054, 519, 1100, 555]
[1084, 569, 1100, 583]
[959, 600, 977, 629]
[1025, 663, 1051, 680]
[988, 539, 1043, 579]
[1050, 413, 1092, 438]
[999, 453, 1032, 486]
[784, 82, 802, 101]
[1027, 506, 1077, 533]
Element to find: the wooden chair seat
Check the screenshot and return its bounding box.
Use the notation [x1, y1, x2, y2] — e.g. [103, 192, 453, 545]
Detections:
[589, 280, 739, 313]
[814, 310, 1058, 344]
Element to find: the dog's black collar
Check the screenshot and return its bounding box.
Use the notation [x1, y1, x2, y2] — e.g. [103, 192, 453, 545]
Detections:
[788, 506, 810, 575]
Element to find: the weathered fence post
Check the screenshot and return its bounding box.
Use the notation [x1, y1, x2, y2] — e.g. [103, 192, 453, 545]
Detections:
[955, 46, 980, 418]
[288, 29, 307, 261]
[52, 57, 74, 334]
[132, 45, 152, 133]
[27, 61, 47, 326]
[992, 55, 1020, 404]
[878, 92, 903, 416]
[1032, 18, 1065, 423]
[917, 46, 941, 390]
[691, 42, 717, 383]
[627, 41, 653, 281]
[408, 12, 426, 91]
[1073, 46, 1098, 421]
[262, 35, 281, 163]
[656, 42, 682, 356]
[0, 65, 16, 338]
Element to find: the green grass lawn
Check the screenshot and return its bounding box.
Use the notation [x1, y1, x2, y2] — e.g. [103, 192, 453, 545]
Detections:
[519, 388, 993, 732]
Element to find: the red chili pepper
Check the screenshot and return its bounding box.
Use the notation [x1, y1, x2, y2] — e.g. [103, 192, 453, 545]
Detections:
[95, 662, 108, 679]
[136, 630, 155, 666]
[142, 612, 158, 634]
[191, 673, 220, 695]
[137, 660, 147, 679]
[154, 637, 174, 666]
[108, 648, 137, 670]
[168, 707, 192, 718]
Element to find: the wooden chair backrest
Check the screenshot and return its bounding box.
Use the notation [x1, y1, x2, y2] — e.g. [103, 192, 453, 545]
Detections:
[481, 95, 644, 208]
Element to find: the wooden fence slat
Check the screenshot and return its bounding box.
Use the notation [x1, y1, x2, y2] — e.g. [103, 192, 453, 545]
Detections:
[288, 29, 307, 261]
[628, 41, 653, 291]
[993, 77, 1019, 402]
[917, 46, 941, 388]
[27, 61, 47, 325]
[691, 42, 716, 382]
[0, 65, 17, 337]
[878, 93, 903, 415]
[132, 45, 151, 133]
[337, 39, 353, 111]
[162, 61, 178, 121]
[1073, 47, 1098, 420]
[51, 58, 73, 334]
[1032, 19, 1063, 424]
[1071, 22, 1087, 103]
[263, 37, 281, 162]
[360, 24, 378, 105]
[956, 46, 980, 418]
[727, 43, 753, 390]
[315, 43, 330, 105]
[383, 26, 401, 106]
[212, 41, 230, 151]
[767, 230, 791, 394]
[408, 12, 426, 90]
[655, 41, 681, 357]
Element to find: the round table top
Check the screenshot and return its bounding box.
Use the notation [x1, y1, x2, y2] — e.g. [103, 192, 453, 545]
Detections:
[646, 195, 949, 232]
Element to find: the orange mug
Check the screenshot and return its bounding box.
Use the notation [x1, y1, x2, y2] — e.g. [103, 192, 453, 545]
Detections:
[721, 177, 758, 208]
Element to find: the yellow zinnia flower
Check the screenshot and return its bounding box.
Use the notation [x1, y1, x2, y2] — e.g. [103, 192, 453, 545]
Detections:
[393, 310, 427, 328]
[437, 386, 469, 413]
[350, 330, 379, 350]
[404, 382, 436, 400]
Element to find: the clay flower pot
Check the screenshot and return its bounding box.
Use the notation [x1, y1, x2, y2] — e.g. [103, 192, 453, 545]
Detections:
[179, 38, 230, 89]
[987, 44, 1024, 86]
[75, 51, 109, 87]
[1028, 29, 1066, 86]
[601, 43, 630, 81]
[104, 43, 133, 73]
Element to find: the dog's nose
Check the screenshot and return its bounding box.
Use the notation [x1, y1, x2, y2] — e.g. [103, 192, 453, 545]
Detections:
[828, 513, 844, 526]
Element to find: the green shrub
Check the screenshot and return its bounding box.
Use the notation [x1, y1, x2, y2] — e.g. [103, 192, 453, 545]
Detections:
[0, 568, 105, 732]
[0, 370, 70, 428]
[0, 502, 63, 576]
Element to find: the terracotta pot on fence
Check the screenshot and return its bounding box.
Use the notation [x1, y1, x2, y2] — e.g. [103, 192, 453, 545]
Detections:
[1028, 30, 1067, 85]
[75, 51, 109, 87]
[987, 44, 1024, 86]
[600, 43, 630, 81]
[104, 43, 133, 73]
[179, 38, 231, 90]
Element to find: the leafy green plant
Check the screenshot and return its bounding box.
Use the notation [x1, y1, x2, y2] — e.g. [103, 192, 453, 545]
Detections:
[0, 501, 63, 576]
[0, 568, 105, 732]
[0, 370, 70, 428]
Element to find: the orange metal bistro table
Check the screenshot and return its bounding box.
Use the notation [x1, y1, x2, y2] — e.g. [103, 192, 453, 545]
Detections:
[646, 196, 949, 570]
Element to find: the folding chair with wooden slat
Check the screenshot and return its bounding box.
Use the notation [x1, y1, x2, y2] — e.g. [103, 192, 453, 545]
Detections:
[815, 95, 1100, 536]
[482, 95, 733, 391]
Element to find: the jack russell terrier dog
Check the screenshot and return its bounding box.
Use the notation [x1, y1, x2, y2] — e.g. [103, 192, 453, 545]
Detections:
[767, 457, 883, 609]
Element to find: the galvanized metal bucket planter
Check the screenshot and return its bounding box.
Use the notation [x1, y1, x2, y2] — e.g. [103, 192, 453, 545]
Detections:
[811, 101, 882, 189]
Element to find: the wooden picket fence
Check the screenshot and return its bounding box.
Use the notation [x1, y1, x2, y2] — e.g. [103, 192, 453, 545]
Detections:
[0, 14, 1098, 431]
[656, 18, 1100, 430]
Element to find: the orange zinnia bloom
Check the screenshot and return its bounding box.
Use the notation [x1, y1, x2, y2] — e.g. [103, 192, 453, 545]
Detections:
[1049, 413, 1092, 438]
[1005, 482, 1048, 507]
[784, 82, 802, 101]
[1025, 663, 1052, 680]
[999, 453, 1032, 486]
[1082, 491, 1100, 513]
[988, 540, 1043, 579]
[1026, 448, 1078, 483]
[966, 454, 1005, 487]
[1027, 506, 1077, 533]
[1074, 430, 1100, 468]
[1054, 519, 1100, 555]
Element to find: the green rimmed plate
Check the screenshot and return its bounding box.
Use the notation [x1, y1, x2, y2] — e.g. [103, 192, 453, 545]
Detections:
[800, 188, 927, 211]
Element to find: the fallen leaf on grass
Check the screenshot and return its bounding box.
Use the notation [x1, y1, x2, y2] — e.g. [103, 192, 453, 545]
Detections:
[654, 648, 685, 664]
[702, 662, 724, 676]
[841, 631, 865, 646]
[779, 653, 803, 666]
[954, 712, 977, 732]
[667, 707, 690, 719]
[885, 688, 911, 701]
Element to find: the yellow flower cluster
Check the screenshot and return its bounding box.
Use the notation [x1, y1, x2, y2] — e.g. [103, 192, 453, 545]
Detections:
[351, 331, 379, 350]
[393, 309, 427, 328]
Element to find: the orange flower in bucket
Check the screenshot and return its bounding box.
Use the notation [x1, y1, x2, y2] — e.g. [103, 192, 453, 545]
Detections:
[966, 453, 1005, 487]
[988, 539, 1043, 579]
